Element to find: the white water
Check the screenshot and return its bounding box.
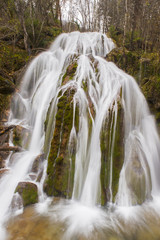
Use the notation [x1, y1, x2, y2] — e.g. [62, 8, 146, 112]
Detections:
[1, 31, 160, 239]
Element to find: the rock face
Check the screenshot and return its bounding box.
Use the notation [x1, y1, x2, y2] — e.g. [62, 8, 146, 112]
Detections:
[44, 90, 77, 198]
[100, 102, 124, 204]
[15, 182, 38, 207]
[44, 62, 79, 198]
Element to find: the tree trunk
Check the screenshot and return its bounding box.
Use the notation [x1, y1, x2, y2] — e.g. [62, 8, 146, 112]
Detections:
[123, 0, 128, 49]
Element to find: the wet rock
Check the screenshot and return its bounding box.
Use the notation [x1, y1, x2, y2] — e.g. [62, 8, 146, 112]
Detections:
[44, 89, 76, 198]
[11, 193, 23, 211]
[0, 168, 9, 178]
[0, 125, 12, 145]
[0, 155, 5, 169]
[100, 101, 124, 205]
[0, 150, 10, 168]
[29, 173, 37, 181]
[15, 182, 38, 207]
[31, 154, 44, 173]
[13, 125, 30, 148]
[36, 171, 43, 182]
[125, 148, 152, 205]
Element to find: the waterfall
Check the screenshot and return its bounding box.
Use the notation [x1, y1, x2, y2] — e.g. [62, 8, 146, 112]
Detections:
[1, 31, 160, 239]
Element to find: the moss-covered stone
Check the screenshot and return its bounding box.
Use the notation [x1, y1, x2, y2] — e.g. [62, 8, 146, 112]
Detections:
[44, 88, 77, 198]
[12, 125, 30, 149]
[100, 101, 124, 205]
[15, 182, 38, 207]
[12, 126, 22, 147]
[62, 62, 77, 85]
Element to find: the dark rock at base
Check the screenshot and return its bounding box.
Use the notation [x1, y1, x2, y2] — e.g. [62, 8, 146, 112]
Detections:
[15, 182, 38, 207]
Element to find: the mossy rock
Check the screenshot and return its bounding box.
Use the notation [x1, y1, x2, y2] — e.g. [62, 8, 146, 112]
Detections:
[44, 88, 77, 198]
[100, 101, 124, 205]
[12, 126, 22, 147]
[62, 61, 77, 85]
[15, 182, 38, 207]
[12, 125, 31, 149]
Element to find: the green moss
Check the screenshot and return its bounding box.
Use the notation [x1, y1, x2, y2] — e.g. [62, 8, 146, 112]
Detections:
[44, 88, 76, 198]
[12, 128, 22, 147]
[100, 102, 124, 205]
[22, 188, 38, 207]
[15, 182, 38, 207]
[62, 62, 78, 85]
[75, 105, 79, 133]
[82, 80, 88, 92]
[0, 94, 10, 120]
[100, 114, 111, 205]
[112, 104, 124, 200]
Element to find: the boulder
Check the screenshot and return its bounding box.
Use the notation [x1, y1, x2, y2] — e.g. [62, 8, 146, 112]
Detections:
[15, 182, 38, 207]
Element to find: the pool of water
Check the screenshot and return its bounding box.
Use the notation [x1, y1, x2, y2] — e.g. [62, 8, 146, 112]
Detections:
[6, 198, 160, 240]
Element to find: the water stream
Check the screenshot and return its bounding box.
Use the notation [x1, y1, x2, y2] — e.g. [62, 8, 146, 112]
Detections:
[1, 32, 160, 239]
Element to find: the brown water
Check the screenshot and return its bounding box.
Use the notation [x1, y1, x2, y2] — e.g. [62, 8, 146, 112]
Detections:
[6, 203, 160, 240]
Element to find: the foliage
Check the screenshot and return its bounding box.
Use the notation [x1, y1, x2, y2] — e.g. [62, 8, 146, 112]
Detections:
[0, 0, 62, 119]
[107, 27, 160, 131]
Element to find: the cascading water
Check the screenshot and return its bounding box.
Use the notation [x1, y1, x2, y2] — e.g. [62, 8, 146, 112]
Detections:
[1, 31, 160, 240]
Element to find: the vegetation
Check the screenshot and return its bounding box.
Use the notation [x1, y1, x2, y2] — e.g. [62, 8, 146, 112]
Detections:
[15, 182, 38, 207]
[106, 27, 160, 130]
[0, 0, 62, 119]
[100, 102, 124, 205]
